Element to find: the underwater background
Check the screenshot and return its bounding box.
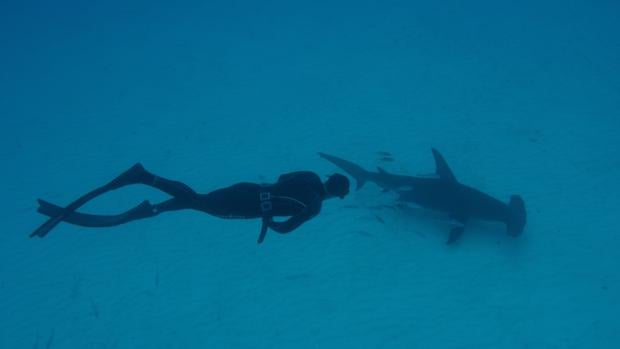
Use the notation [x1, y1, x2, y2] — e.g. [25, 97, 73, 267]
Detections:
[1, 0, 619, 348]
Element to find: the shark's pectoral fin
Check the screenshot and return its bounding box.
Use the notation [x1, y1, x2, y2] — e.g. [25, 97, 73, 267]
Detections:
[446, 214, 467, 244]
[447, 226, 465, 245]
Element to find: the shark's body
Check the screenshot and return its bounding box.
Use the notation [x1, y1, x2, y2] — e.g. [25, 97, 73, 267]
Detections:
[319, 150, 526, 243]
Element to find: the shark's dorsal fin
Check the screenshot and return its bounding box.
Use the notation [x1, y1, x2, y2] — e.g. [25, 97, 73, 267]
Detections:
[432, 148, 457, 183]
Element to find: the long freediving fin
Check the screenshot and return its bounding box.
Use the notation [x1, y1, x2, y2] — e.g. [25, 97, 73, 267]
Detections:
[30, 163, 147, 238]
[30, 184, 113, 238]
[37, 199, 153, 228]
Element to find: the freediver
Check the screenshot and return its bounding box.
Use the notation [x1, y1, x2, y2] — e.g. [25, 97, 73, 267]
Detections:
[30, 163, 350, 244]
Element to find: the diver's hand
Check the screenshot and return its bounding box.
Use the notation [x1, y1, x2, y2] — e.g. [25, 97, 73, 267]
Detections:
[257, 216, 270, 244]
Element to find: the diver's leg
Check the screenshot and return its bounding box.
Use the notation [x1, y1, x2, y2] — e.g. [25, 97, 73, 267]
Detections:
[98, 162, 198, 200]
[38, 182, 261, 228]
[194, 183, 262, 218]
[146, 175, 199, 201]
[110, 163, 200, 202]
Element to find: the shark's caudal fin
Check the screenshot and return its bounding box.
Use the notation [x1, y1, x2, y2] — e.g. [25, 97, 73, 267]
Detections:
[507, 195, 526, 236]
[431, 148, 457, 183]
[318, 152, 369, 190]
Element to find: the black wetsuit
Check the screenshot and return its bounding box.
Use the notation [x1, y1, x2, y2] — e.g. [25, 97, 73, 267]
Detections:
[33, 165, 327, 242]
[188, 171, 326, 234]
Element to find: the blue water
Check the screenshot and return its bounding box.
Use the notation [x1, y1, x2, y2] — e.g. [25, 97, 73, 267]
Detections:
[2, 0, 619, 347]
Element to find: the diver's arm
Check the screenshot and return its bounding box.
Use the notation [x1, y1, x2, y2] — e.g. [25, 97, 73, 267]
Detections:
[268, 213, 309, 234]
[257, 216, 270, 244]
[268, 198, 321, 234]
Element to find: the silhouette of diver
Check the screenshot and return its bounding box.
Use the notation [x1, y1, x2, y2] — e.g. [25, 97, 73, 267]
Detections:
[30, 163, 350, 243]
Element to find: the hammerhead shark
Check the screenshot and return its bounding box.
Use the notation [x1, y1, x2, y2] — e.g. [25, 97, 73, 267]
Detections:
[319, 149, 526, 244]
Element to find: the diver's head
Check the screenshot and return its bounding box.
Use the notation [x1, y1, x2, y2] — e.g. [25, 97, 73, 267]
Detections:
[324, 173, 350, 199]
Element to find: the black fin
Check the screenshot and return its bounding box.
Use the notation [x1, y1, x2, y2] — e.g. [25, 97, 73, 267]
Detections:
[507, 195, 526, 236]
[447, 226, 464, 244]
[431, 148, 457, 183]
[29, 163, 147, 238]
[319, 152, 368, 190]
[37, 199, 154, 228]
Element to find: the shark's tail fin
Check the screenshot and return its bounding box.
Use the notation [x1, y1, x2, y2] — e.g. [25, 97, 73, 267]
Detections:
[506, 195, 526, 236]
[318, 152, 368, 190]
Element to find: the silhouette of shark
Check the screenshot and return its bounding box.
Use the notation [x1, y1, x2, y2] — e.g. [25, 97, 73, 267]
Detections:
[319, 149, 526, 244]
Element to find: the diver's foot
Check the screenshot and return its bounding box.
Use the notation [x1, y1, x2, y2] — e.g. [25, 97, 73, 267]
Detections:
[108, 163, 153, 189]
[128, 200, 157, 219]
